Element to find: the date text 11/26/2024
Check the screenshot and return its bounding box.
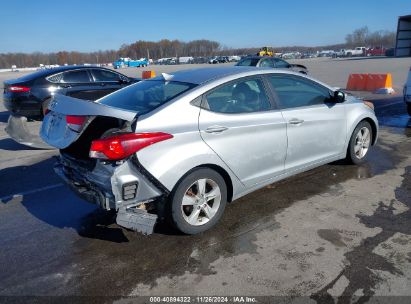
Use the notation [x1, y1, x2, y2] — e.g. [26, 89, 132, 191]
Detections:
[149, 296, 257, 303]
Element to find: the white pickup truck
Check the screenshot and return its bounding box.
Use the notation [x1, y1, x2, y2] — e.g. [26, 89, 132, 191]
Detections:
[337, 47, 366, 57]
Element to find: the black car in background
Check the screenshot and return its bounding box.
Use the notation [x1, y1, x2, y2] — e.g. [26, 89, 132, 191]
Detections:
[236, 56, 308, 74]
[3, 66, 139, 118]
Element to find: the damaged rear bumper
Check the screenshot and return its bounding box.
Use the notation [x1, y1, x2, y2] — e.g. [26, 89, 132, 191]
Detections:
[5, 114, 53, 149]
[54, 154, 167, 234]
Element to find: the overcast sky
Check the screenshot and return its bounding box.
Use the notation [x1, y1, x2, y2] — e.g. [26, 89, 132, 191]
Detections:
[1, 0, 410, 53]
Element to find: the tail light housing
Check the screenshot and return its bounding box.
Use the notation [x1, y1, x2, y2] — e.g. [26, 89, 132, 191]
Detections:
[89, 132, 173, 160]
[8, 86, 30, 92]
[66, 115, 87, 132]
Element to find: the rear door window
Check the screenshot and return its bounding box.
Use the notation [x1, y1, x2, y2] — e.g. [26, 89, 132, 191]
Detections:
[204, 77, 272, 113]
[91, 69, 122, 82]
[273, 58, 290, 68]
[259, 59, 274, 68]
[61, 70, 91, 83]
[236, 58, 260, 67]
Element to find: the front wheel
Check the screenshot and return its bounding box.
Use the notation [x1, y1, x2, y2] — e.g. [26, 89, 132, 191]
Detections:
[170, 168, 227, 234]
[345, 121, 373, 165]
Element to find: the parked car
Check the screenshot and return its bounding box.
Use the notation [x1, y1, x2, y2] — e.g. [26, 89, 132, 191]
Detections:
[341, 47, 366, 57]
[318, 50, 335, 57]
[40, 67, 378, 235]
[404, 67, 411, 116]
[236, 56, 308, 74]
[333, 49, 346, 58]
[3, 66, 139, 146]
[3, 66, 138, 118]
[208, 56, 229, 64]
[366, 46, 386, 56]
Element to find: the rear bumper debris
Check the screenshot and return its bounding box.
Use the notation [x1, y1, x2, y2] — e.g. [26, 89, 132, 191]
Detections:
[116, 207, 158, 235]
[5, 114, 53, 149]
[54, 155, 166, 234]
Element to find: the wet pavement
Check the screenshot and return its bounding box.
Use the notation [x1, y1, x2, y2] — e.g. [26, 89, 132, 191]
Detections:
[0, 96, 410, 303]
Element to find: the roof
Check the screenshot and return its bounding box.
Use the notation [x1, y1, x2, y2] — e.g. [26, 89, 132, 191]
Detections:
[8, 65, 116, 82]
[40, 65, 112, 74]
[150, 66, 261, 84]
[240, 56, 269, 59]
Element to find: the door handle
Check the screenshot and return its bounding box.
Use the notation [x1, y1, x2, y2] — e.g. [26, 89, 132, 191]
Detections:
[205, 126, 228, 133]
[60, 84, 72, 88]
[289, 118, 304, 125]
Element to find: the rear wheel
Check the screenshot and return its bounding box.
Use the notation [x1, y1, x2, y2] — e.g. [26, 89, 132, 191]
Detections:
[407, 104, 411, 116]
[345, 121, 373, 165]
[170, 168, 227, 234]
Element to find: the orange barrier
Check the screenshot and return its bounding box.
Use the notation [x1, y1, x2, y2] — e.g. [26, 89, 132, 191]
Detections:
[142, 70, 156, 79]
[346, 74, 368, 90]
[365, 73, 393, 91]
[346, 73, 394, 94]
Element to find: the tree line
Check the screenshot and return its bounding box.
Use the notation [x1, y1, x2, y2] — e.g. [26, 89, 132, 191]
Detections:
[345, 26, 396, 48]
[0, 39, 221, 69]
[0, 27, 397, 69]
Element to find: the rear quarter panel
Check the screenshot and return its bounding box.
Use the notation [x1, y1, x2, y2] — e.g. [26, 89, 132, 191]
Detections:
[135, 91, 245, 196]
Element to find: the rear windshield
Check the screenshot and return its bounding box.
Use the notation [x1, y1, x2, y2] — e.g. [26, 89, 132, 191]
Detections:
[98, 80, 196, 113]
[236, 58, 260, 67]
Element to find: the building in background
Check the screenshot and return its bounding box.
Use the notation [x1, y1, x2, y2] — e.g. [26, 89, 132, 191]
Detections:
[396, 15, 411, 57]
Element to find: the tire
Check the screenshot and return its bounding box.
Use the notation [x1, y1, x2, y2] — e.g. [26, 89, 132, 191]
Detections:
[169, 168, 227, 234]
[407, 104, 411, 116]
[345, 121, 373, 165]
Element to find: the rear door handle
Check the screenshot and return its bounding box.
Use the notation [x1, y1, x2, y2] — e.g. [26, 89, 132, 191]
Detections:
[205, 126, 228, 133]
[289, 118, 304, 125]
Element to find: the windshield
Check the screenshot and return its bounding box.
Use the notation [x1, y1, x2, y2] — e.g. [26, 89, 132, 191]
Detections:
[236, 58, 260, 67]
[98, 80, 197, 113]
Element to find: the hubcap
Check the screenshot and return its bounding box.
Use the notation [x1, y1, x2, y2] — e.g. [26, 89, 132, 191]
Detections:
[181, 178, 221, 226]
[354, 127, 371, 159]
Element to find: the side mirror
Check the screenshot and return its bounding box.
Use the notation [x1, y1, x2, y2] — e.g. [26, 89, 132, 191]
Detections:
[333, 90, 345, 103]
[119, 77, 130, 84]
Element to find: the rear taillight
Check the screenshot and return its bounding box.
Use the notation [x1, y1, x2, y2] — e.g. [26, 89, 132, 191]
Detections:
[66, 115, 87, 132]
[89, 132, 173, 160]
[8, 86, 30, 92]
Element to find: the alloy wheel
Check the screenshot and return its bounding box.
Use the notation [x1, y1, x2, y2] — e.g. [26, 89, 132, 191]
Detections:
[354, 127, 371, 159]
[181, 178, 221, 226]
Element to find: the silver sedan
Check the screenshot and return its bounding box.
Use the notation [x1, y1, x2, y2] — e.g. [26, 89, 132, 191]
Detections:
[41, 67, 378, 234]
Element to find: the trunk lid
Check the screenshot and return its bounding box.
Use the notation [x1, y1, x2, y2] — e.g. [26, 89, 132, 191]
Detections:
[40, 94, 138, 149]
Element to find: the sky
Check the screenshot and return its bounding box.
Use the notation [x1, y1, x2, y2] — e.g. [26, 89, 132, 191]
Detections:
[0, 0, 410, 53]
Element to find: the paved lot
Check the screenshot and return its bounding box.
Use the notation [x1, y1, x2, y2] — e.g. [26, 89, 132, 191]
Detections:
[0, 57, 411, 302]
